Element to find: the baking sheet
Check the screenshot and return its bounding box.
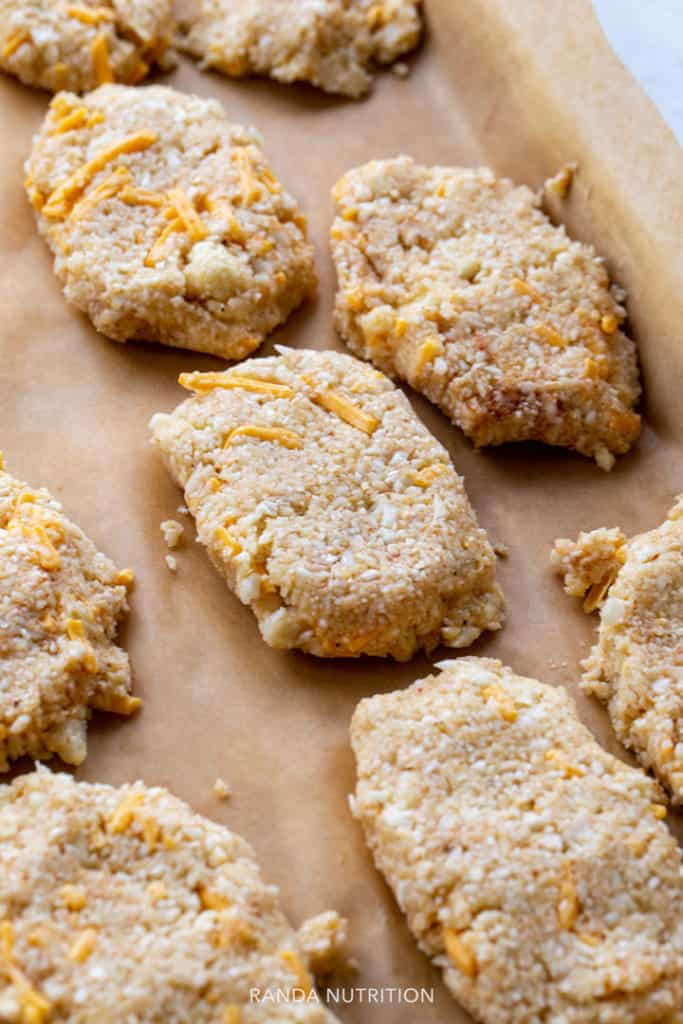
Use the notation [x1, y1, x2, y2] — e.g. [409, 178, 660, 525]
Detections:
[1, 1, 683, 1020]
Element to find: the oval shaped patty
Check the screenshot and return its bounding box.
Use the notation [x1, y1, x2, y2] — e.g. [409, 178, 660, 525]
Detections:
[177, 0, 422, 99]
[150, 349, 504, 660]
[0, 0, 175, 93]
[0, 770, 342, 1023]
[26, 84, 316, 358]
[331, 158, 642, 470]
[351, 657, 683, 1023]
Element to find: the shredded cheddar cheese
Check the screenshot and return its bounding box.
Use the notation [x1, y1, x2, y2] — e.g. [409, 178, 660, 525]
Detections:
[67, 4, 115, 24]
[222, 1007, 242, 1024]
[0, 921, 52, 1024]
[414, 336, 443, 375]
[43, 131, 158, 219]
[545, 749, 585, 779]
[167, 187, 208, 242]
[59, 884, 86, 911]
[178, 371, 294, 398]
[119, 185, 165, 208]
[69, 166, 131, 222]
[90, 33, 114, 85]
[481, 684, 518, 723]
[203, 194, 246, 243]
[68, 928, 98, 963]
[279, 949, 313, 994]
[144, 216, 184, 267]
[224, 425, 303, 450]
[93, 693, 142, 715]
[232, 148, 261, 205]
[512, 277, 544, 304]
[535, 323, 568, 348]
[443, 927, 478, 977]
[198, 885, 232, 912]
[583, 569, 618, 614]
[51, 106, 104, 134]
[214, 527, 241, 555]
[411, 463, 448, 488]
[52, 62, 70, 89]
[600, 314, 619, 335]
[310, 389, 378, 435]
[2, 30, 30, 59]
[108, 791, 145, 834]
[114, 568, 135, 587]
[366, 4, 388, 29]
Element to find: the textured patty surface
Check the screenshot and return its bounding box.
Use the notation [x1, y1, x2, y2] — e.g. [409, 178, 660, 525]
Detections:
[0, 770, 341, 1023]
[150, 349, 503, 659]
[0, 459, 137, 770]
[26, 84, 316, 358]
[331, 158, 641, 469]
[0, 0, 174, 93]
[351, 658, 683, 1024]
[177, 0, 422, 98]
[553, 497, 683, 802]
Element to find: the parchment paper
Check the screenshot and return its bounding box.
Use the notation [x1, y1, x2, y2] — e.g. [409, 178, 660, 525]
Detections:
[1, 2, 682, 1020]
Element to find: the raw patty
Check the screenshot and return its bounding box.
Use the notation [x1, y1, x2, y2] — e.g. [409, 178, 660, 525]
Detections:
[350, 657, 683, 1024]
[25, 84, 316, 358]
[0, 458, 137, 770]
[331, 158, 642, 469]
[177, 0, 422, 99]
[552, 497, 683, 802]
[150, 349, 504, 659]
[0, 0, 175, 93]
[0, 769, 342, 1023]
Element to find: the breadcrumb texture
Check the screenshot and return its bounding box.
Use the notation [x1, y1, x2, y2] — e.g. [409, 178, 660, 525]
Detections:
[26, 84, 316, 358]
[0, 0, 175, 93]
[331, 158, 642, 468]
[150, 349, 503, 660]
[177, 0, 422, 99]
[0, 462, 136, 770]
[556, 498, 683, 803]
[551, 526, 627, 610]
[296, 911, 348, 975]
[350, 657, 683, 1024]
[0, 769, 341, 1023]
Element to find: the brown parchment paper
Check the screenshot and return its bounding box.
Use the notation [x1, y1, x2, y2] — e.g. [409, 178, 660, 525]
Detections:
[1, 1, 683, 1020]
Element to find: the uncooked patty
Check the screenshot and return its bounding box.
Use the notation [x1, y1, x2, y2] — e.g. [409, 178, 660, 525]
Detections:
[0, 458, 137, 770]
[331, 158, 641, 469]
[177, 0, 422, 98]
[553, 497, 683, 802]
[0, 0, 175, 93]
[0, 769, 341, 1023]
[350, 657, 683, 1024]
[26, 84, 316, 358]
[150, 348, 503, 659]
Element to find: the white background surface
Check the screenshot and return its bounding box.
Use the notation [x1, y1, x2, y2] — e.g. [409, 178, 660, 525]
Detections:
[593, 0, 683, 144]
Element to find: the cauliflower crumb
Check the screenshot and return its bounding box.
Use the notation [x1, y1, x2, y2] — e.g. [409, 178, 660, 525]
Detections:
[391, 61, 410, 78]
[161, 519, 184, 549]
[185, 241, 251, 302]
[165, 554, 178, 573]
[297, 911, 348, 975]
[544, 163, 577, 199]
[551, 527, 627, 612]
[213, 778, 231, 800]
